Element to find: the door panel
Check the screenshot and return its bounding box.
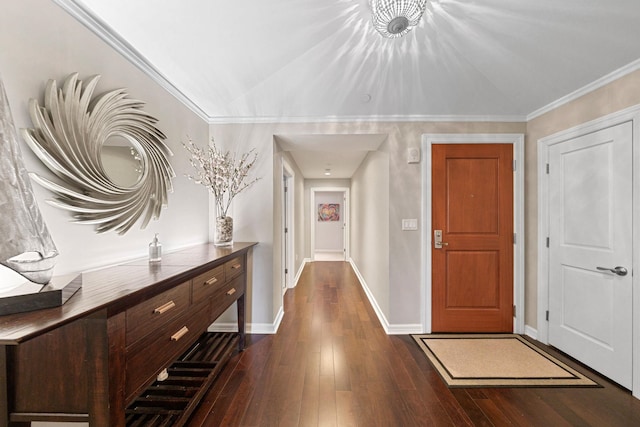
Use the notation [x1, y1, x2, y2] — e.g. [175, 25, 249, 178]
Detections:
[447, 158, 499, 234]
[445, 250, 499, 308]
[432, 143, 514, 332]
[548, 122, 632, 389]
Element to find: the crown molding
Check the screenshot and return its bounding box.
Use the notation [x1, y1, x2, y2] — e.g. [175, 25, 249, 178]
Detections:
[207, 114, 527, 125]
[53, 0, 210, 122]
[527, 58, 640, 121]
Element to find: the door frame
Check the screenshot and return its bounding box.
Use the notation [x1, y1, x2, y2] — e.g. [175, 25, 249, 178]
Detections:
[421, 134, 525, 334]
[310, 187, 350, 261]
[537, 104, 640, 397]
[282, 160, 295, 291]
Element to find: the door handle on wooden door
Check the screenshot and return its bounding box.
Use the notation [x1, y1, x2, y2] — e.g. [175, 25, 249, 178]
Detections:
[434, 230, 448, 249]
[596, 266, 628, 276]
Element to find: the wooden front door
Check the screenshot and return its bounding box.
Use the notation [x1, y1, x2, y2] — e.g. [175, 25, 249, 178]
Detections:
[432, 143, 514, 332]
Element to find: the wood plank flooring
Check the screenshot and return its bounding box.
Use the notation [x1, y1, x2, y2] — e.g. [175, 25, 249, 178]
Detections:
[190, 261, 640, 426]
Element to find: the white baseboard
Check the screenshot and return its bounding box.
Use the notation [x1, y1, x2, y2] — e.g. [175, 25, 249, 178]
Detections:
[524, 325, 538, 340]
[207, 323, 238, 333]
[348, 259, 419, 335]
[348, 259, 390, 333]
[268, 306, 285, 334]
[208, 306, 285, 335]
[217, 317, 539, 338]
[291, 258, 310, 288]
[387, 324, 424, 335]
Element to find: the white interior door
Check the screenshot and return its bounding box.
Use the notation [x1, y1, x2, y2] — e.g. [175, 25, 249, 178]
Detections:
[548, 121, 633, 389]
[282, 165, 294, 292]
[283, 174, 290, 293]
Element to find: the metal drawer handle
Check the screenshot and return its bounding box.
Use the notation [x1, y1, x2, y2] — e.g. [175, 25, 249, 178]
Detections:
[153, 300, 176, 314]
[596, 266, 628, 276]
[205, 276, 219, 285]
[231, 263, 242, 270]
[226, 288, 237, 296]
[171, 326, 189, 341]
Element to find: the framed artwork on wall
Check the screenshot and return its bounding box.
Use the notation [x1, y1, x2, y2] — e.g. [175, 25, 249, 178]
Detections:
[318, 204, 340, 222]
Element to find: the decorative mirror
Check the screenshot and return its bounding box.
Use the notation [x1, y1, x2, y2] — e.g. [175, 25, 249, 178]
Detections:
[101, 135, 144, 188]
[21, 73, 175, 234]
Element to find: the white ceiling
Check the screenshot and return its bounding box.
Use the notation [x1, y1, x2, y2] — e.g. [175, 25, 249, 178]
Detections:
[276, 134, 387, 179]
[61, 0, 640, 176]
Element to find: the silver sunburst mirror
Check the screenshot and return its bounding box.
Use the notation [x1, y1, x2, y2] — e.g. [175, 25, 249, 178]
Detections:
[21, 73, 175, 234]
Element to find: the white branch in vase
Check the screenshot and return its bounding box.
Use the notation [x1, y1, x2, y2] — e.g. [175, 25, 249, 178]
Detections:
[182, 137, 260, 218]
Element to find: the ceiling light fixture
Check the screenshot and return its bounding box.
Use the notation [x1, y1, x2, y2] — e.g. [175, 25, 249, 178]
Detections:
[324, 169, 331, 176]
[370, 0, 427, 38]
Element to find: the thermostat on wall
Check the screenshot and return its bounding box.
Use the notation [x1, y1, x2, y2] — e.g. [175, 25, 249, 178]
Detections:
[407, 147, 420, 164]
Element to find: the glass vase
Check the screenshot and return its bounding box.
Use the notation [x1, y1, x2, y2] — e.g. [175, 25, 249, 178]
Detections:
[214, 216, 233, 247]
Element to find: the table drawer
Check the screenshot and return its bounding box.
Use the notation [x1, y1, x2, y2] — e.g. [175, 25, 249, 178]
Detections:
[125, 303, 210, 401]
[126, 280, 191, 346]
[192, 264, 225, 303]
[211, 275, 245, 322]
[224, 256, 244, 281]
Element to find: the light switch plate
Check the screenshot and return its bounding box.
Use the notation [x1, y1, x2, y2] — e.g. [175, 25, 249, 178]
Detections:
[402, 219, 418, 230]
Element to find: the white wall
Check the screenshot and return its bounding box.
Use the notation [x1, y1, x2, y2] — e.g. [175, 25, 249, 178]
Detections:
[0, 0, 210, 290]
[209, 124, 274, 329]
[351, 150, 390, 317]
[314, 191, 344, 251]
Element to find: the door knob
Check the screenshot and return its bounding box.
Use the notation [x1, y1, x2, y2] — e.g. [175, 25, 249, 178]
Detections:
[596, 266, 628, 276]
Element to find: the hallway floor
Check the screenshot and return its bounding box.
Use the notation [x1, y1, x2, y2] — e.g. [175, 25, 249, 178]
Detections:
[190, 261, 640, 426]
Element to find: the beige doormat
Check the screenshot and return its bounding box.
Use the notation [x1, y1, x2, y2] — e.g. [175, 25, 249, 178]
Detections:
[412, 334, 599, 388]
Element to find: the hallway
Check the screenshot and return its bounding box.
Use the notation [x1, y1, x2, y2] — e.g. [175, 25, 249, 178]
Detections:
[191, 262, 640, 426]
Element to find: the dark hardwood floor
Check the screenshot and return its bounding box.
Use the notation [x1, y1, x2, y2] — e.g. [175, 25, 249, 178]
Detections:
[190, 261, 640, 426]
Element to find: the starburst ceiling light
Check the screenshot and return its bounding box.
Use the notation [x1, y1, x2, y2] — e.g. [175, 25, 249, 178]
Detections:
[370, 0, 427, 38]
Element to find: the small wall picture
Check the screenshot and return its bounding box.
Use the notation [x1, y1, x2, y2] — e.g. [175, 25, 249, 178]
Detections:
[318, 203, 340, 222]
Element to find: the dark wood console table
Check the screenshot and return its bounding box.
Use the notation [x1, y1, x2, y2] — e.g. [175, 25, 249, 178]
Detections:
[0, 242, 257, 426]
